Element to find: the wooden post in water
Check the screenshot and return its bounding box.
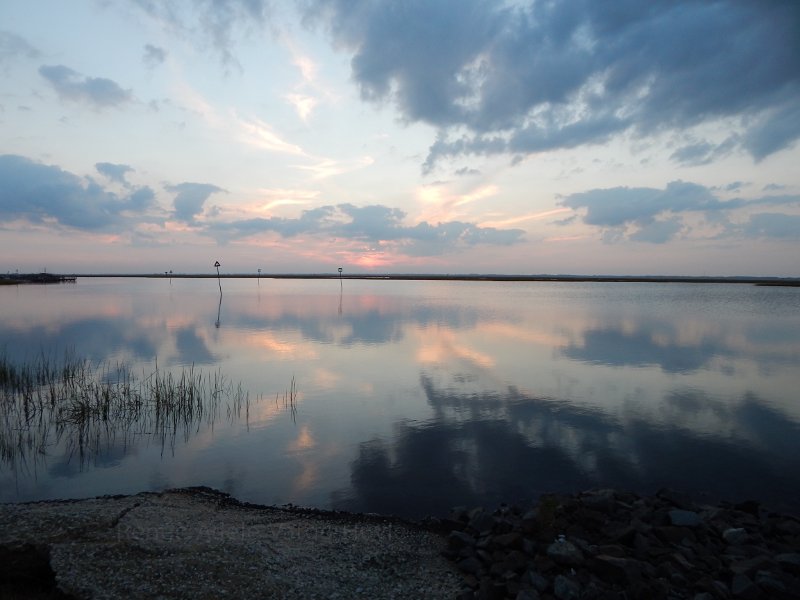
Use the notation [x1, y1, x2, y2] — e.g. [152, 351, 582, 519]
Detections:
[214, 261, 222, 293]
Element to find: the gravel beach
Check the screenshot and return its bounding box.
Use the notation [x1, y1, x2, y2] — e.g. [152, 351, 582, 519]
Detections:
[0, 487, 463, 599]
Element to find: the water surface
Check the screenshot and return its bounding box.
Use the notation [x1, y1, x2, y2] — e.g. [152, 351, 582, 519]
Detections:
[2, 278, 799, 517]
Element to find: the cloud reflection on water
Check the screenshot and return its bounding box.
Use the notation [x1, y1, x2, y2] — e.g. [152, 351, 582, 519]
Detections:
[1, 280, 798, 514]
[563, 326, 726, 373]
[332, 377, 800, 517]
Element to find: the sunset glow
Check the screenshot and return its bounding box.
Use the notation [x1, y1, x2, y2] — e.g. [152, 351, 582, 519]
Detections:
[1, 1, 798, 276]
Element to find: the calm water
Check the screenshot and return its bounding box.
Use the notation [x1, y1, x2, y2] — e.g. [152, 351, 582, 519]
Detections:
[1, 278, 799, 517]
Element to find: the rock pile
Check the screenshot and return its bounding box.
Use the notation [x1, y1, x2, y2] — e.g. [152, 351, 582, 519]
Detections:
[441, 489, 800, 600]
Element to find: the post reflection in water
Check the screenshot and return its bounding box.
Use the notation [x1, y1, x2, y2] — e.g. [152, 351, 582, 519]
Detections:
[0, 278, 798, 517]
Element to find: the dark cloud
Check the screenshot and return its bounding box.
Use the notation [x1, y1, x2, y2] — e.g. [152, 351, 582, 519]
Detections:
[742, 213, 800, 240]
[306, 0, 800, 170]
[742, 100, 800, 162]
[167, 182, 226, 222]
[562, 180, 800, 243]
[629, 217, 684, 244]
[0, 31, 40, 63]
[124, 187, 157, 212]
[670, 136, 738, 166]
[0, 154, 155, 231]
[143, 43, 167, 68]
[38, 65, 132, 109]
[561, 180, 724, 228]
[454, 166, 480, 177]
[96, 162, 134, 186]
[132, 0, 271, 68]
[723, 182, 746, 192]
[197, 0, 271, 66]
[208, 202, 524, 255]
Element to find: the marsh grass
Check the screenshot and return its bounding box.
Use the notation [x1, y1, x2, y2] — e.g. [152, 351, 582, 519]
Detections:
[0, 353, 294, 475]
[275, 375, 297, 424]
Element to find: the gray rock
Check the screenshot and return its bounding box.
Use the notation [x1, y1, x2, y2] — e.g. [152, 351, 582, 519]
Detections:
[592, 554, 641, 584]
[776, 519, 800, 535]
[776, 552, 800, 572]
[722, 527, 748, 545]
[669, 509, 703, 527]
[712, 580, 729, 595]
[468, 511, 496, 534]
[553, 574, 581, 600]
[494, 532, 522, 548]
[731, 573, 759, 599]
[526, 570, 549, 592]
[448, 530, 477, 550]
[457, 556, 483, 575]
[546, 539, 584, 566]
[580, 489, 616, 513]
[730, 555, 773, 576]
[755, 570, 785, 593]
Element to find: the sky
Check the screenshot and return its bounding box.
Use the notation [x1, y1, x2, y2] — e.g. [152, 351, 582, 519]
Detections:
[1, 0, 799, 276]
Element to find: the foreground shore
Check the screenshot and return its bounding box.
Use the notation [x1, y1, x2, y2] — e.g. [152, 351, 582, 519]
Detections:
[3, 488, 800, 599]
[1, 487, 463, 599]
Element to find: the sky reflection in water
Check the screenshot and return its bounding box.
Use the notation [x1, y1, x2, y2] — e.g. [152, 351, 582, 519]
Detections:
[1, 278, 799, 517]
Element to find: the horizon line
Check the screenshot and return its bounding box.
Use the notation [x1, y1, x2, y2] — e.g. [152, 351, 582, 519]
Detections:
[7, 272, 799, 284]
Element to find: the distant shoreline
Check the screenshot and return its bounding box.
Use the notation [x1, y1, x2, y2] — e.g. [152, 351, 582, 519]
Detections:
[4, 272, 800, 286]
[62, 273, 800, 286]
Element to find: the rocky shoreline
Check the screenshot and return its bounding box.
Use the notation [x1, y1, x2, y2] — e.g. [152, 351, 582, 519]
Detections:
[440, 488, 800, 599]
[2, 487, 799, 599]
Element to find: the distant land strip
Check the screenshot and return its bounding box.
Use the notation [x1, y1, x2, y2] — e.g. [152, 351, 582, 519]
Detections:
[48, 273, 800, 286]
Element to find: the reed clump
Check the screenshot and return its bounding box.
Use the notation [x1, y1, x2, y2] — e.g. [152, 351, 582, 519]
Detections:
[0, 353, 290, 475]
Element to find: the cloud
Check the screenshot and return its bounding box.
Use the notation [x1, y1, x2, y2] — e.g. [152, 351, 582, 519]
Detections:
[723, 182, 746, 193]
[742, 100, 800, 162]
[143, 44, 167, 68]
[207, 202, 524, 255]
[285, 93, 317, 121]
[235, 115, 307, 155]
[670, 136, 738, 167]
[132, 0, 271, 68]
[0, 154, 155, 231]
[562, 180, 800, 243]
[124, 187, 157, 213]
[561, 180, 724, 228]
[742, 213, 800, 240]
[629, 217, 684, 244]
[306, 0, 800, 169]
[167, 182, 226, 222]
[0, 31, 40, 63]
[96, 162, 134, 186]
[38, 65, 132, 109]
